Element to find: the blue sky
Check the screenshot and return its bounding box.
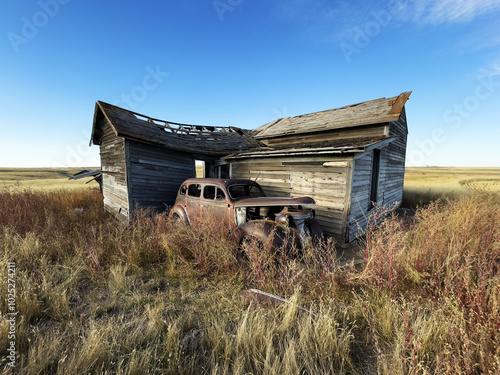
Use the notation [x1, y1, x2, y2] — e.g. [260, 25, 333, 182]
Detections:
[1, 0, 499, 167]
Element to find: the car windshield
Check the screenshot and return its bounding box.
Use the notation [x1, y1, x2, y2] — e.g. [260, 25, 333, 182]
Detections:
[228, 184, 264, 199]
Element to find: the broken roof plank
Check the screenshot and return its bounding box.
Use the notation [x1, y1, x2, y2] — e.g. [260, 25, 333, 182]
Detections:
[389, 91, 412, 114]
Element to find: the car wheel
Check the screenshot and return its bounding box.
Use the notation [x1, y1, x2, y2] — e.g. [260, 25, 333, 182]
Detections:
[172, 213, 188, 225]
[239, 236, 264, 260]
[240, 235, 263, 249]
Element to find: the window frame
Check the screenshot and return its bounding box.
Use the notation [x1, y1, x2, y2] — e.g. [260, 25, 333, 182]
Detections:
[187, 184, 202, 198]
[203, 185, 226, 201]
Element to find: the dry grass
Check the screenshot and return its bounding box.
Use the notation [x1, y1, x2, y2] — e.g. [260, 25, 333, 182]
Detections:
[360, 192, 500, 373]
[0, 187, 356, 374]
[0, 169, 499, 374]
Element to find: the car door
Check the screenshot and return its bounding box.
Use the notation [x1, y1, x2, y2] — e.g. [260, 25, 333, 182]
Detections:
[199, 185, 231, 229]
[185, 183, 203, 224]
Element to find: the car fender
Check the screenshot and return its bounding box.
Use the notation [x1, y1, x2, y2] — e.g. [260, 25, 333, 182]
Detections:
[232, 220, 292, 248]
[169, 205, 189, 225]
[232, 220, 275, 243]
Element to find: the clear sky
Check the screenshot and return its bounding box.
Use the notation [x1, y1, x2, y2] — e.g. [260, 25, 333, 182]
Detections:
[1, 0, 499, 168]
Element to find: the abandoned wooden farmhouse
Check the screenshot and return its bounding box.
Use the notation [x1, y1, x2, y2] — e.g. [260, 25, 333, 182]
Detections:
[90, 92, 411, 242]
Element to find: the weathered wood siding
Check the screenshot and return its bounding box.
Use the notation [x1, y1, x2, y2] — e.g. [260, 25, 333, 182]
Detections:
[384, 107, 408, 206]
[230, 156, 352, 240]
[100, 120, 130, 221]
[348, 151, 375, 241]
[126, 140, 195, 213]
[347, 109, 408, 241]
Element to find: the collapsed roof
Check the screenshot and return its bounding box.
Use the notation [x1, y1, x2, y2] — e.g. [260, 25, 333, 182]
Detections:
[90, 101, 260, 156]
[90, 92, 411, 158]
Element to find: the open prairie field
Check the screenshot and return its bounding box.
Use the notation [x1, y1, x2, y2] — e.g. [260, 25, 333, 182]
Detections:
[0, 168, 101, 191]
[404, 167, 500, 191]
[196, 164, 203, 178]
[403, 167, 500, 207]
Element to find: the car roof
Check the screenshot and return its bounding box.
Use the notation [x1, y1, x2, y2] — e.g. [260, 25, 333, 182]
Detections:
[181, 178, 261, 189]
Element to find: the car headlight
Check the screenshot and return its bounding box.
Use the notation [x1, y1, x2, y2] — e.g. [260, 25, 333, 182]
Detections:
[275, 214, 289, 226]
[235, 207, 246, 226]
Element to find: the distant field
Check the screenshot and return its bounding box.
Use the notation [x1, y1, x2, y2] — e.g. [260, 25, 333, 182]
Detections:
[0, 168, 101, 190]
[404, 167, 500, 190]
[403, 167, 500, 206]
[2, 166, 499, 197]
[196, 165, 203, 177]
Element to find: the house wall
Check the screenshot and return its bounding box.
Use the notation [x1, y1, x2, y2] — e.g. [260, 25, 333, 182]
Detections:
[384, 107, 408, 206]
[347, 109, 408, 241]
[100, 120, 130, 221]
[229, 155, 352, 240]
[348, 151, 376, 241]
[126, 140, 195, 214]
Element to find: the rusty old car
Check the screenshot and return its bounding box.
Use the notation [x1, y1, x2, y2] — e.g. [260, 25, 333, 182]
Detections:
[169, 178, 323, 251]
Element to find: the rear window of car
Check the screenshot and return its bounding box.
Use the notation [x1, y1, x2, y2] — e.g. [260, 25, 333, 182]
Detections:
[187, 184, 202, 198]
[179, 185, 187, 195]
[203, 186, 226, 201]
[228, 184, 264, 199]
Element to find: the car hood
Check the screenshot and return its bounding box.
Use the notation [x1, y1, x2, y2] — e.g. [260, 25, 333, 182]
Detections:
[233, 196, 315, 207]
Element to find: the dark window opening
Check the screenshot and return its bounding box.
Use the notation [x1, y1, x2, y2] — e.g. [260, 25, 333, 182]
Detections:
[179, 185, 187, 195]
[217, 164, 231, 179]
[204, 186, 226, 201]
[216, 188, 226, 201]
[369, 149, 381, 210]
[204, 185, 216, 200]
[188, 184, 202, 198]
[228, 184, 265, 199]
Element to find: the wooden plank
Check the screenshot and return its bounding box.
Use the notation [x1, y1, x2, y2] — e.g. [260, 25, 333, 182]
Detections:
[234, 155, 351, 165]
[290, 178, 346, 188]
[315, 217, 344, 227]
[323, 161, 348, 167]
[389, 91, 412, 114]
[290, 189, 346, 199]
[342, 159, 353, 243]
[289, 171, 347, 179]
